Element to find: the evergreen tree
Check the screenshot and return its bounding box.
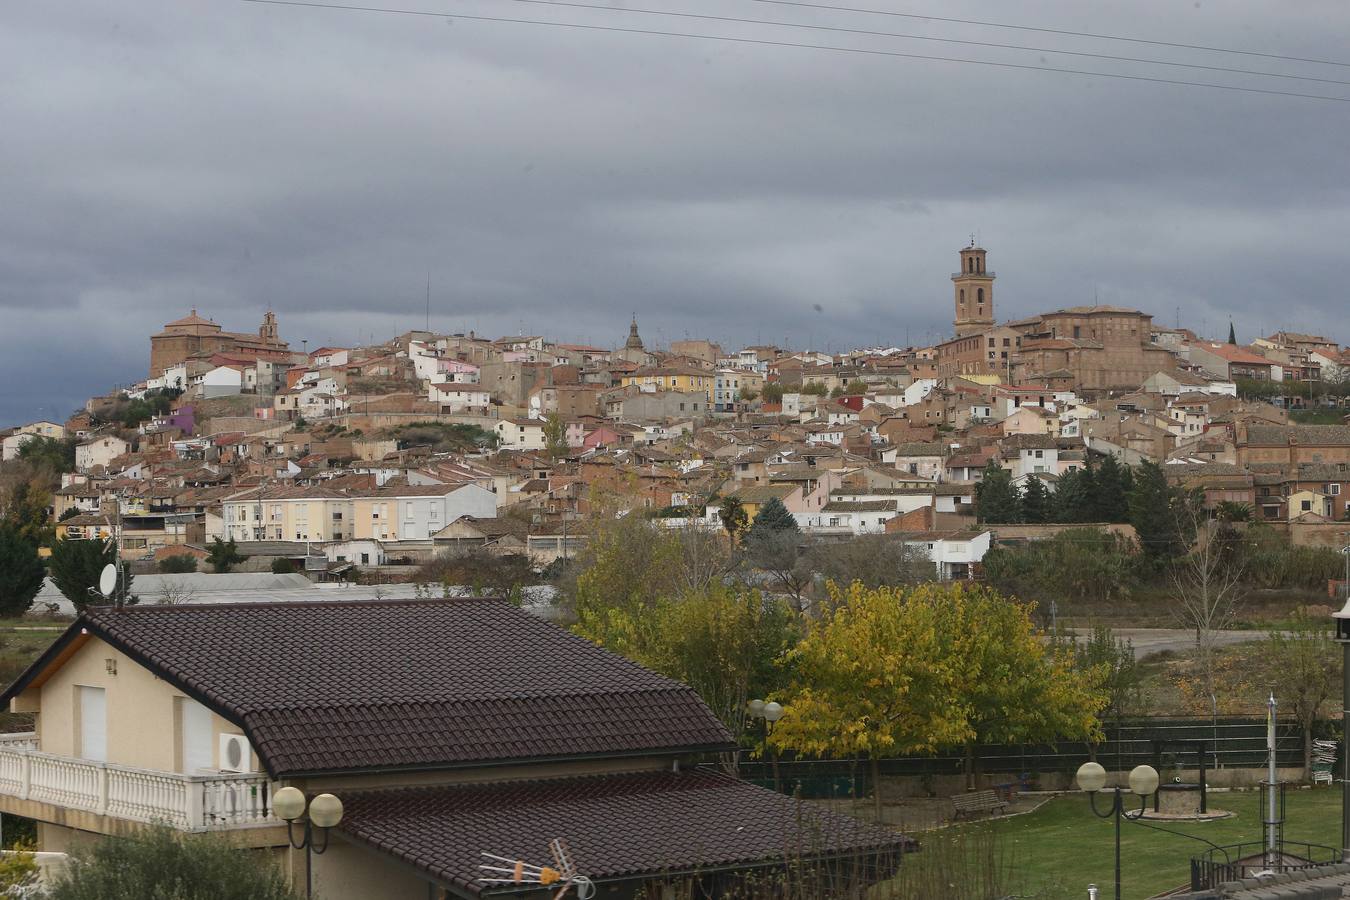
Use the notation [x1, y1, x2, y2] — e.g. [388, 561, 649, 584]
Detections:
[1020, 475, 1052, 524]
[49, 538, 132, 611]
[206, 537, 247, 574]
[1227, 321, 1237, 345]
[1053, 466, 1096, 523]
[975, 461, 1022, 524]
[0, 526, 45, 616]
[1094, 455, 1130, 523]
[1128, 459, 1186, 559]
[747, 497, 800, 539]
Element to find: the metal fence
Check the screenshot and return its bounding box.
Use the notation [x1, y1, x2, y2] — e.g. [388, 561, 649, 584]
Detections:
[739, 716, 1313, 798]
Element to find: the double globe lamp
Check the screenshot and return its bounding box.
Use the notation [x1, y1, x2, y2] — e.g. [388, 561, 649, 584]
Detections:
[274, 787, 344, 900]
[1075, 761, 1160, 900]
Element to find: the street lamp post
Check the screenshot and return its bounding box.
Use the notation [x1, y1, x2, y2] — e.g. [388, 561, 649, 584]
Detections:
[1332, 554, 1350, 863]
[747, 699, 784, 792]
[274, 787, 344, 900]
[1075, 762, 1160, 900]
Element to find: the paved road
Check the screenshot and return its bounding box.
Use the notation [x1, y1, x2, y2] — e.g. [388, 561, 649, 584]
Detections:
[1062, 627, 1268, 658]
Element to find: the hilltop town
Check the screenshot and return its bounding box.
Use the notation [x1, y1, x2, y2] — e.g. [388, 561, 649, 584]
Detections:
[2, 242, 1348, 582]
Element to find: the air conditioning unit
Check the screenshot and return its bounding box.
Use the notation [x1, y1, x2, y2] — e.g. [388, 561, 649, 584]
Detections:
[219, 734, 256, 774]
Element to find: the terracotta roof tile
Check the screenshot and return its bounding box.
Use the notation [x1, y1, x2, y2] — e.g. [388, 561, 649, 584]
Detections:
[6, 599, 732, 777]
[339, 769, 911, 895]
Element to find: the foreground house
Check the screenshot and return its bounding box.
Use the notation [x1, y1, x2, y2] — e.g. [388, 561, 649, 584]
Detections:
[0, 599, 906, 898]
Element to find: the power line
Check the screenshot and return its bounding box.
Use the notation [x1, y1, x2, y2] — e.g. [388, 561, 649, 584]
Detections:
[497, 0, 1350, 88]
[237, 0, 1350, 104]
[740, 0, 1350, 70]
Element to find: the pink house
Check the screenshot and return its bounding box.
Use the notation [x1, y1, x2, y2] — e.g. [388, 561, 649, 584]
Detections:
[582, 424, 623, 451]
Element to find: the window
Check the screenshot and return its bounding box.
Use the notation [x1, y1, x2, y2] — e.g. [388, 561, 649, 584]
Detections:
[1301, 500, 1312, 511]
[977, 288, 985, 303]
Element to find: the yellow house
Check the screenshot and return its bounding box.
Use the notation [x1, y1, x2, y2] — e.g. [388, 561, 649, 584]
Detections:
[0, 599, 906, 899]
[220, 485, 355, 543]
[620, 365, 715, 403]
[709, 483, 804, 522]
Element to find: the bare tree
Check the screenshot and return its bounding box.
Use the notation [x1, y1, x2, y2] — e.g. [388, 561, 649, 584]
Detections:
[668, 522, 736, 594]
[807, 534, 930, 590]
[745, 529, 814, 611]
[1170, 508, 1246, 702]
[155, 578, 197, 606]
[1264, 608, 1338, 780]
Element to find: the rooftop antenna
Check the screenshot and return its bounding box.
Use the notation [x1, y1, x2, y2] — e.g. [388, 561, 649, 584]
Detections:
[425, 272, 431, 333]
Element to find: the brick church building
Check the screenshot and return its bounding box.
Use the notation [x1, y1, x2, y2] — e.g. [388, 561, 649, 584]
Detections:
[149, 309, 290, 377]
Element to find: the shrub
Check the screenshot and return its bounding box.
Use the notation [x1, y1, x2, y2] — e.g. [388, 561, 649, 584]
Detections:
[157, 554, 199, 574]
[46, 826, 297, 900]
[270, 557, 296, 575]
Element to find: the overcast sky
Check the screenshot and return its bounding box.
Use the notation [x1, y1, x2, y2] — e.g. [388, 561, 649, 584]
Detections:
[3, 0, 1348, 425]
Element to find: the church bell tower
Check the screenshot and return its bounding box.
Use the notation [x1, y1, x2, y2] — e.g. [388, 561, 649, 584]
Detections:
[952, 241, 995, 337]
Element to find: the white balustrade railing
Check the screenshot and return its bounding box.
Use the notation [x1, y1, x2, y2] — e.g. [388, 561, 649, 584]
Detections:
[0, 744, 275, 832]
[0, 733, 39, 752]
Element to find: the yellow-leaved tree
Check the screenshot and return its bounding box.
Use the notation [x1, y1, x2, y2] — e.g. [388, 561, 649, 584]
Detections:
[770, 582, 1107, 817]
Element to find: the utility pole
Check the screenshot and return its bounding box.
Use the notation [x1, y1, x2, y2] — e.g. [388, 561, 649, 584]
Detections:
[1334, 546, 1350, 863]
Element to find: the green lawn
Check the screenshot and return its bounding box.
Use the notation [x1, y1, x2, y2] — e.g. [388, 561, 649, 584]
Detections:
[966, 788, 1344, 899]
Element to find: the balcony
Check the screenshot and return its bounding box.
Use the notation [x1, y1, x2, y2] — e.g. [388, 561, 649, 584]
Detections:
[0, 733, 276, 832]
[951, 271, 995, 278]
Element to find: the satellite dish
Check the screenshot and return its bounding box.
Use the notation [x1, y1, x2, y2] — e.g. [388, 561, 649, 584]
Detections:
[98, 564, 118, 598]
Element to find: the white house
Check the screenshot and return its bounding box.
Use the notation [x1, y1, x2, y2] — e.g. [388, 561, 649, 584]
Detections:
[2, 421, 65, 461]
[901, 530, 993, 580]
[1001, 436, 1060, 479]
[428, 383, 491, 413]
[901, 379, 938, 407]
[364, 483, 499, 542]
[75, 435, 129, 473]
[798, 500, 900, 535]
[495, 418, 548, 450]
[198, 365, 244, 399]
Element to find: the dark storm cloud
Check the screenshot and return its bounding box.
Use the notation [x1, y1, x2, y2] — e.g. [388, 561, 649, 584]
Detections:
[3, 0, 1349, 422]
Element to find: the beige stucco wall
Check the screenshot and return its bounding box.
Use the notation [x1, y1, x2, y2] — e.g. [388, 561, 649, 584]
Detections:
[32, 636, 257, 774]
[308, 837, 436, 900]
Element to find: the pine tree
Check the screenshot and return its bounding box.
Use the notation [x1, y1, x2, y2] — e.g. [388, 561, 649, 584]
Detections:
[975, 461, 1022, 524]
[1020, 475, 1052, 524]
[747, 497, 799, 538]
[1054, 466, 1097, 523]
[1094, 455, 1130, 523]
[49, 538, 132, 611]
[1227, 321, 1237, 345]
[1128, 459, 1186, 559]
[0, 526, 45, 616]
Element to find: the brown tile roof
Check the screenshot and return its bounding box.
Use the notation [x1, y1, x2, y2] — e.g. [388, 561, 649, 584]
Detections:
[3, 599, 733, 777]
[338, 769, 910, 895]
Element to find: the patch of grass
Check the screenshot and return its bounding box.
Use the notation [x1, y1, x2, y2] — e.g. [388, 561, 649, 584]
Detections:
[967, 788, 1343, 900]
[1291, 408, 1349, 425]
